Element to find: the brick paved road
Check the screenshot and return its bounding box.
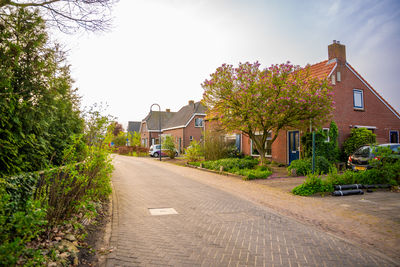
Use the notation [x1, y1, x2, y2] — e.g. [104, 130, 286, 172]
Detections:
[106, 156, 396, 266]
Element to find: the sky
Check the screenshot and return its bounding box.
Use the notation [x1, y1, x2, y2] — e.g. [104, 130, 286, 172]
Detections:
[56, 0, 400, 129]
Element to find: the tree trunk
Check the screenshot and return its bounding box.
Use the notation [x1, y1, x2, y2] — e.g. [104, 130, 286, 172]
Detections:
[258, 150, 267, 166]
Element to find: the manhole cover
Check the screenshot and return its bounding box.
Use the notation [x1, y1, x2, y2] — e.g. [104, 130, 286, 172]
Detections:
[148, 208, 178, 216]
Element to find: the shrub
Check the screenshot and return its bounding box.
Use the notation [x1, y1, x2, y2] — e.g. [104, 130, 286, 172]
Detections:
[342, 128, 376, 157]
[288, 156, 332, 176]
[232, 165, 272, 180]
[162, 135, 177, 159]
[35, 142, 113, 227]
[203, 129, 232, 160]
[287, 159, 311, 176]
[0, 179, 47, 266]
[192, 157, 270, 180]
[184, 140, 203, 162]
[202, 158, 259, 171]
[301, 121, 340, 163]
[292, 173, 334, 196]
[315, 156, 332, 174]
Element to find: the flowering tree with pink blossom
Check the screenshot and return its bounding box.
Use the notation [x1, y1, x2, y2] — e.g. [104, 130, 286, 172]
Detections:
[202, 61, 335, 165]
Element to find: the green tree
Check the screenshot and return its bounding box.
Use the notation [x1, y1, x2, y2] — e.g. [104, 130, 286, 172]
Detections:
[128, 131, 141, 147]
[112, 132, 127, 146]
[202, 62, 334, 165]
[84, 103, 115, 148]
[162, 135, 177, 159]
[342, 128, 376, 157]
[0, 8, 84, 175]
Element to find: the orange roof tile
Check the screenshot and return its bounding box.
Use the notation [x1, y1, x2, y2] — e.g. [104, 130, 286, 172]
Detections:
[305, 59, 336, 80]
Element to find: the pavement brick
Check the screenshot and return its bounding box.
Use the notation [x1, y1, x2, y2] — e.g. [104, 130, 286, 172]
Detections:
[106, 156, 397, 266]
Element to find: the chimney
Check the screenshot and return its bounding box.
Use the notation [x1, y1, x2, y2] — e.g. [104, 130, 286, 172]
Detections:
[166, 108, 170, 112]
[328, 40, 346, 64]
[188, 100, 195, 106]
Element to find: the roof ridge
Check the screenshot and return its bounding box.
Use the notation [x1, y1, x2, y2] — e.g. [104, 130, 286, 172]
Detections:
[305, 59, 329, 67]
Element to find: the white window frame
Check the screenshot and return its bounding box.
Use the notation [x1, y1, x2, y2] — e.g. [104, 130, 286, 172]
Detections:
[189, 136, 193, 141]
[250, 134, 272, 157]
[194, 118, 203, 127]
[322, 128, 330, 142]
[353, 89, 364, 110]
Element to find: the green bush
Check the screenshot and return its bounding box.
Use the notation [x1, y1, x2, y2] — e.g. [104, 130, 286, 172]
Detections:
[203, 129, 233, 160]
[287, 159, 311, 176]
[202, 158, 259, 171]
[191, 157, 271, 180]
[315, 156, 331, 174]
[288, 156, 332, 176]
[232, 165, 272, 180]
[292, 173, 334, 196]
[35, 144, 113, 227]
[184, 140, 203, 162]
[0, 181, 47, 266]
[301, 121, 340, 163]
[162, 135, 177, 159]
[293, 157, 400, 196]
[342, 128, 376, 157]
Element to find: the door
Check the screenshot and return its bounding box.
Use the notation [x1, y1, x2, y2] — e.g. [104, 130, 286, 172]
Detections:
[288, 131, 300, 164]
[390, 131, 399, 143]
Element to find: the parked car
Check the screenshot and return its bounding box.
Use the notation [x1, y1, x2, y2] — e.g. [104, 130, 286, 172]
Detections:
[149, 144, 178, 157]
[347, 143, 400, 171]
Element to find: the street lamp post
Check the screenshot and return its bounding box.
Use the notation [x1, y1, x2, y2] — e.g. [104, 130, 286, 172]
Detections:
[150, 104, 162, 161]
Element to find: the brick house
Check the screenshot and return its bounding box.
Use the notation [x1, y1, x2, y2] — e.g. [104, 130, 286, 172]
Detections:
[162, 100, 206, 154]
[139, 109, 176, 148]
[226, 41, 400, 164]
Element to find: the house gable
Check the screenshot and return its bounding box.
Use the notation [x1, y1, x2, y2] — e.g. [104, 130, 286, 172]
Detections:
[345, 63, 400, 120]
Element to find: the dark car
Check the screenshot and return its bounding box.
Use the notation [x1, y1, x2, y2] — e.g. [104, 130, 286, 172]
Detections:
[347, 143, 400, 171]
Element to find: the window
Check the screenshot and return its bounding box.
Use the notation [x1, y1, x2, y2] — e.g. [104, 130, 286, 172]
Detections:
[337, 71, 341, 82]
[390, 131, 399, 143]
[353, 89, 364, 109]
[322, 128, 330, 142]
[189, 136, 193, 141]
[195, 118, 203, 127]
[251, 133, 272, 156]
[142, 138, 147, 147]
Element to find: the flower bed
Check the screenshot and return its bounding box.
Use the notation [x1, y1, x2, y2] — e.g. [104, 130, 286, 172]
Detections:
[189, 157, 272, 180]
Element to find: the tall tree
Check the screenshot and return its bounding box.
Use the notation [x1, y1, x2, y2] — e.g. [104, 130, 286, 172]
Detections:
[0, 8, 84, 175]
[0, 0, 116, 32]
[112, 122, 124, 137]
[202, 62, 334, 165]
